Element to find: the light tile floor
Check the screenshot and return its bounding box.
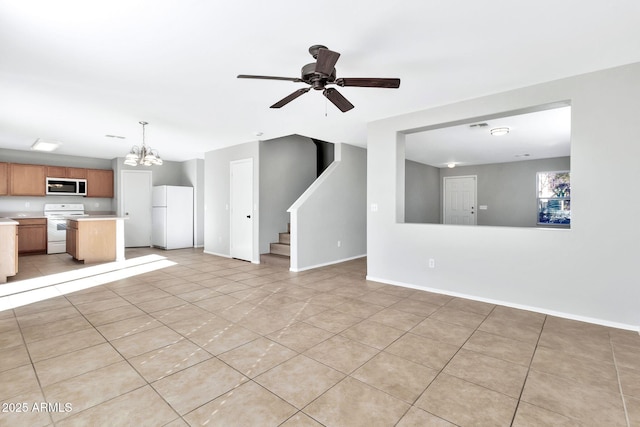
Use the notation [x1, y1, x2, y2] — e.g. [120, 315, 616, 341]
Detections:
[1, 248, 638, 426]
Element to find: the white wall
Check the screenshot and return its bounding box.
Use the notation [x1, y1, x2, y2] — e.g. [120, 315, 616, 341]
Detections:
[204, 141, 259, 261]
[367, 62, 640, 330]
[259, 135, 317, 253]
[289, 143, 367, 271]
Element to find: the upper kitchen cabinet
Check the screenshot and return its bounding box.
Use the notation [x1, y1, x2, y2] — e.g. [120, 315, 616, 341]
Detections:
[46, 166, 88, 179]
[9, 163, 46, 196]
[86, 169, 114, 198]
[66, 167, 87, 179]
[0, 162, 8, 195]
[46, 165, 67, 177]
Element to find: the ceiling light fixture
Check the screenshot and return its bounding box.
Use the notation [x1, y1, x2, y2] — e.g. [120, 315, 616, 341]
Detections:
[490, 127, 510, 136]
[124, 121, 163, 167]
[447, 162, 456, 168]
[31, 138, 61, 152]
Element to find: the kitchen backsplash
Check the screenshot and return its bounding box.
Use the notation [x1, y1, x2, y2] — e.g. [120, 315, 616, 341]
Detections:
[0, 195, 115, 214]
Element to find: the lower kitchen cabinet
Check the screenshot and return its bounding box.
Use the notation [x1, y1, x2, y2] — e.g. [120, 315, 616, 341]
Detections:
[15, 218, 47, 255]
[66, 219, 116, 263]
[0, 221, 19, 283]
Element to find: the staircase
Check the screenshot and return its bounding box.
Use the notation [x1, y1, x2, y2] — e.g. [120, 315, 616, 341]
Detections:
[269, 224, 290, 257]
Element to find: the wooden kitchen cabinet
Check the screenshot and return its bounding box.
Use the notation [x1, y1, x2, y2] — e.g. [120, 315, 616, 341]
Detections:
[46, 166, 67, 177]
[15, 218, 47, 255]
[66, 167, 87, 179]
[46, 166, 87, 179]
[86, 169, 114, 198]
[9, 164, 46, 196]
[0, 221, 19, 283]
[66, 219, 116, 263]
[0, 162, 8, 195]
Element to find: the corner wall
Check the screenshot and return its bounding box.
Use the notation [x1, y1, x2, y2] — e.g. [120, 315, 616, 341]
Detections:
[289, 143, 367, 271]
[367, 62, 640, 330]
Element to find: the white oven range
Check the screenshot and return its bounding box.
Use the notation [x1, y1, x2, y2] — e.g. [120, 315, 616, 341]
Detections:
[43, 203, 87, 254]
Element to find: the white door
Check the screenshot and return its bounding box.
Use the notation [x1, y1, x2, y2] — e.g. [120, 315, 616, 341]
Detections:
[443, 175, 477, 225]
[230, 159, 253, 261]
[121, 170, 153, 247]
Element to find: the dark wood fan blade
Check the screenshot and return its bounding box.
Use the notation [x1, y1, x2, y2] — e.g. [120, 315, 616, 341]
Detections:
[335, 77, 401, 88]
[270, 88, 311, 108]
[323, 88, 354, 112]
[238, 74, 303, 82]
[315, 48, 341, 76]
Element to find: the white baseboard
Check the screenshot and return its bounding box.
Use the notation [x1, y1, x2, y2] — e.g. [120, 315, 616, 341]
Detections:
[291, 254, 366, 272]
[365, 275, 640, 333]
[203, 250, 231, 259]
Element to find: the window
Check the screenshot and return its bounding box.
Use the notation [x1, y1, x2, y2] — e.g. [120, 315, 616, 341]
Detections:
[537, 171, 570, 226]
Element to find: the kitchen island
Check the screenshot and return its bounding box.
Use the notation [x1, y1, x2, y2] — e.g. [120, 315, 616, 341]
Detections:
[0, 218, 19, 283]
[66, 216, 126, 263]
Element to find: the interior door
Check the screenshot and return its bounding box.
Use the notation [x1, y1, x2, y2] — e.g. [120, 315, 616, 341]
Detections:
[121, 170, 152, 247]
[443, 175, 477, 225]
[230, 159, 253, 261]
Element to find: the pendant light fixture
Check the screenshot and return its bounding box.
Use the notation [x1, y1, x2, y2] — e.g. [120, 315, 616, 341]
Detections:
[124, 121, 163, 166]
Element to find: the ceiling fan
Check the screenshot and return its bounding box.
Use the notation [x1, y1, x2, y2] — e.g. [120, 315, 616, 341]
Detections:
[237, 45, 401, 112]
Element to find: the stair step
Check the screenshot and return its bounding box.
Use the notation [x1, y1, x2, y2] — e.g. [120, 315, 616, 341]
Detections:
[260, 253, 290, 267]
[270, 242, 290, 257]
[279, 232, 290, 245]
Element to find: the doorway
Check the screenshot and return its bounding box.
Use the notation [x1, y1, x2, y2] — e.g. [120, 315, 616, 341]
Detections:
[230, 159, 254, 261]
[443, 175, 477, 225]
[121, 170, 152, 247]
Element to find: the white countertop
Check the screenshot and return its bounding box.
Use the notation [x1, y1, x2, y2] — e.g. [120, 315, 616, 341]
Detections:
[0, 218, 19, 226]
[67, 215, 127, 221]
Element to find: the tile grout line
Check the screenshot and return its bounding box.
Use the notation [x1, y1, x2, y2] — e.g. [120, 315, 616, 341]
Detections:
[507, 313, 547, 426]
[610, 336, 631, 427]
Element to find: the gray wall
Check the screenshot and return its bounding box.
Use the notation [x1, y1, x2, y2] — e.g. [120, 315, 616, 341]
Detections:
[405, 160, 440, 223]
[182, 159, 205, 247]
[368, 62, 640, 329]
[405, 156, 570, 227]
[259, 135, 317, 253]
[204, 141, 260, 261]
[440, 157, 570, 227]
[289, 143, 367, 271]
[0, 148, 114, 213]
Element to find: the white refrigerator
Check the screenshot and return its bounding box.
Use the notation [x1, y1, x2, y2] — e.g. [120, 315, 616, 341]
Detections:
[152, 185, 194, 250]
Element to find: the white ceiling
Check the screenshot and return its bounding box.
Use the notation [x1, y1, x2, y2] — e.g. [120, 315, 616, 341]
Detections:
[1, 1, 639, 162]
[405, 106, 572, 167]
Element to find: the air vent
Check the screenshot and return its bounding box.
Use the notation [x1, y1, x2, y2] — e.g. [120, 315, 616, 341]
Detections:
[469, 123, 489, 128]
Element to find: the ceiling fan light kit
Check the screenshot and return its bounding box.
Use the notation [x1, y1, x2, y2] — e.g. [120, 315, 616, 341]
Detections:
[238, 45, 401, 112]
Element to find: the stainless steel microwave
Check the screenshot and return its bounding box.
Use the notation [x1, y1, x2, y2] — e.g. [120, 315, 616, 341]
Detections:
[46, 178, 87, 196]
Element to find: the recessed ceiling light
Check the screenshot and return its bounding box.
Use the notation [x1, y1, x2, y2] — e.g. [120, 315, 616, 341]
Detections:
[490, 127, 510, 136]
[515, 153, 531, 158]
[447, 162, 456, 168]
[31, 138, 61, 152]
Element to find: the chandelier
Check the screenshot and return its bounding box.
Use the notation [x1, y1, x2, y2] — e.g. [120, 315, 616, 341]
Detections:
[124, 121, 163, 166]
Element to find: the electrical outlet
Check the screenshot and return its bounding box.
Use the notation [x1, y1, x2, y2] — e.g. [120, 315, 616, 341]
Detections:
[337, 240, 341, 247]
[428, 258, 435, 269]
